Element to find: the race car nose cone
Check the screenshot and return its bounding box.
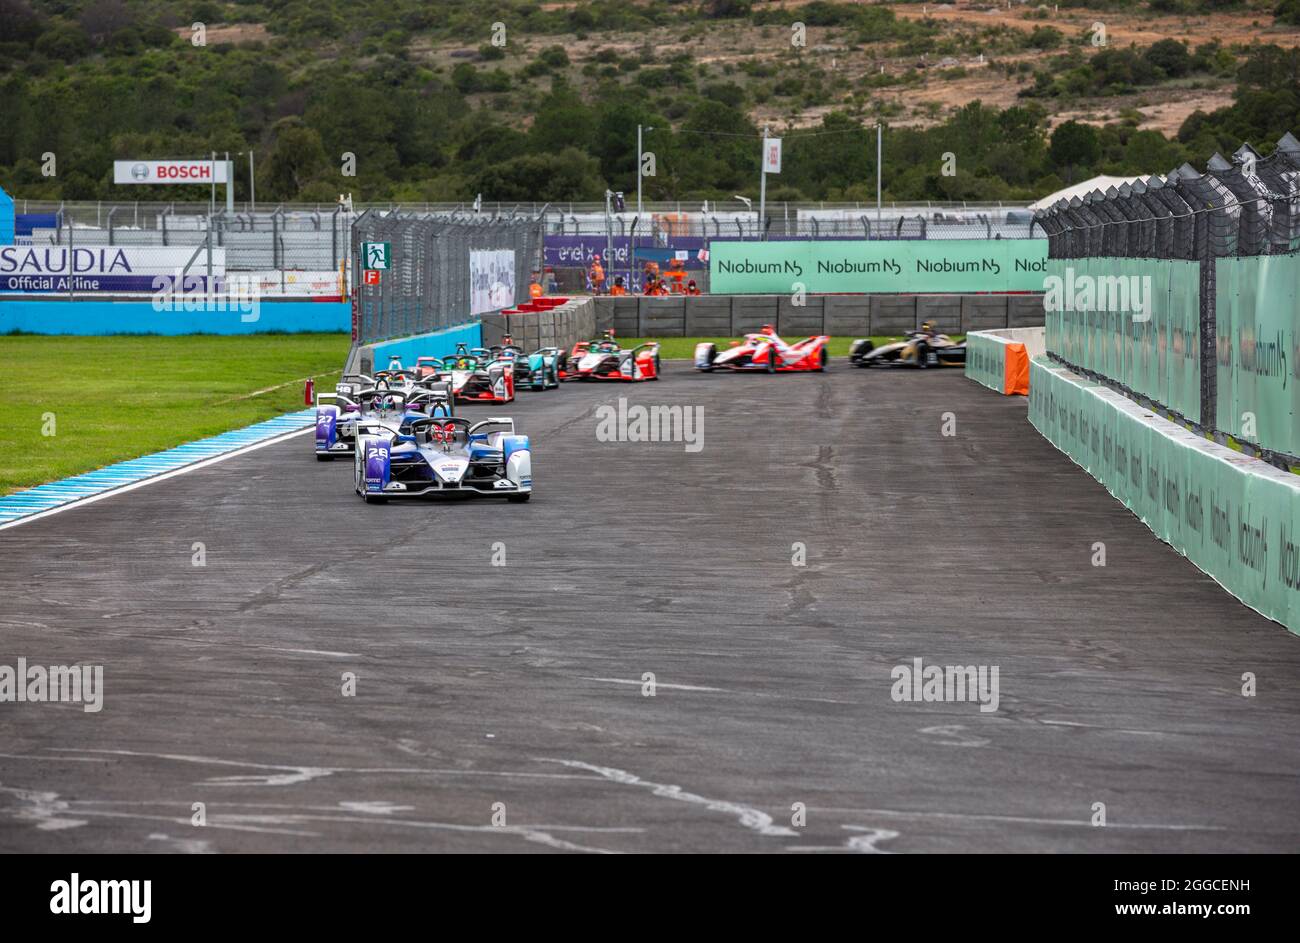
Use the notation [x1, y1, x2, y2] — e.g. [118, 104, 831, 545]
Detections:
[434, 460, 466, 483]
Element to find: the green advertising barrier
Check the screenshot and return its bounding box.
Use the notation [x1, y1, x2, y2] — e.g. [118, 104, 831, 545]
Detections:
[1030, 356, 1299, 633]
[965, 331, 1007, 393]
[1215, 252, 1300, 459]
[709, 239, 1048, 294]
[1043, 257, 1201, 423]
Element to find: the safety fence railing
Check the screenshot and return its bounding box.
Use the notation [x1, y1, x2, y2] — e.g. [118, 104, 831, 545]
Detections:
[12, 200, 1039, 260]
[349, 210, 543, 345]
[20, 207, 356, 273]
[544, 213, 1041, 241]
[1032, 131, 1300, 469]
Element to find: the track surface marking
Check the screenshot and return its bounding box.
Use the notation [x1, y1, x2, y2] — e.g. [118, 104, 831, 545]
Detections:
[1, 367, 1296, 852]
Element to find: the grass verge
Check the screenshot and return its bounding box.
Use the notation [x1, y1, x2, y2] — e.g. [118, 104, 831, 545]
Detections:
[0, 333, 350, 494]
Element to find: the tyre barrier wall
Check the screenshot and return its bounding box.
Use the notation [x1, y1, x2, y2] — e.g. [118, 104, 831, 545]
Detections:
[1029, 356, 1300, 634]
[479, 296, 596, 353]
[965, 326, 1044, 395]
[592, 293, 1044, 338]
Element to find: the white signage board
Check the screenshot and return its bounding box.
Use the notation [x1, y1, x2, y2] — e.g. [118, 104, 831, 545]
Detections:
[114, 160, 230, 185]
[469, 249, 516, 315]
[763, 138, 782, 174]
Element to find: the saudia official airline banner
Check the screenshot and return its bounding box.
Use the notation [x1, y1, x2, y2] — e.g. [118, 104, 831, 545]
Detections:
[0, 246, 226, 293]
[709, 238, 1048, 294]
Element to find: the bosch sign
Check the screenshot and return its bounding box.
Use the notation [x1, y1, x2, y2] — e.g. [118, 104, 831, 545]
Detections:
[114, 160, 230, 185]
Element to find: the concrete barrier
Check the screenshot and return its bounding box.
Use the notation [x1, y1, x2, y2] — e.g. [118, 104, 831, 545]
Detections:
[872, 296, 917, 334]
[776, 294, 823, 337]
[966, 326, 1043, 395]
[961, 295, 1010, 332]
[732, 295, 780, 334]
[918, 295, 962, 333]
[1008, 293, 1046, 328]
[481, 296, 596, 353]
[823, 295, 871, 336]
[639, 296, 686, 337]
[589, 293, 1046, 337]
[683, 295, 732, 335]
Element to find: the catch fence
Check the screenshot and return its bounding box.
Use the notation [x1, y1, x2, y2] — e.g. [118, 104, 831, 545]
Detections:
[349, 211, 543, 345]
[1033, 132, 1300, 467]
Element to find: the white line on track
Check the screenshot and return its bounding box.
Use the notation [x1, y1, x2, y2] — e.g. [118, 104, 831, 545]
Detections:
[811, 806, 1228, 831]
[0, 425, 314, 533]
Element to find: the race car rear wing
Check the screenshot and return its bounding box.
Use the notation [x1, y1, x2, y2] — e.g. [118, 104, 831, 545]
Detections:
[316, 392, 357, 409]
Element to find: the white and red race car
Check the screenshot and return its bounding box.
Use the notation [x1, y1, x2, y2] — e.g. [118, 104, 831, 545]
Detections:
[560, 332, 660, 381]
[694, 326, 829, 373]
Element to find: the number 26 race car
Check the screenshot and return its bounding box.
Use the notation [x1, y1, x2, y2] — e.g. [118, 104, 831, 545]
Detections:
[354, 416, 532, 504]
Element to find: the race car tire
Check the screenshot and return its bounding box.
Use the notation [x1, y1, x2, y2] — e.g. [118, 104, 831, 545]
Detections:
[507, 493, 531, 503]
[914, 342, 929, 369]
[316, 454, 334, 461]
[766, 349, 776, 374]
[362, 493, 388, 504]
[817, 348, 827, 372]
[651, 354, 661, 379]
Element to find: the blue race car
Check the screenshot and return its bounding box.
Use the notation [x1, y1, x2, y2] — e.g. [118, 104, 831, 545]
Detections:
[315, 384, 453, 460]
[354, 416, 532, 503]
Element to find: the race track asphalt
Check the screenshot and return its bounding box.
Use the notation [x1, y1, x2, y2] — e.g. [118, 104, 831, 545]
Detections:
[1, 364, 1297, 853]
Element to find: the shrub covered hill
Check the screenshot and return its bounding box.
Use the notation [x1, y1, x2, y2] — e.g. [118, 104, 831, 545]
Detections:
[1, 0, 1298, 204]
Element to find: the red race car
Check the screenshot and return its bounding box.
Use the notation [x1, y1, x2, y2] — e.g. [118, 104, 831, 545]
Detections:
[694, 326, 828, 373]
[559, 331, 660, 381]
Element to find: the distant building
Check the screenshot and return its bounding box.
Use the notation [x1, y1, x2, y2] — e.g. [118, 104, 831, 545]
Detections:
[1028, 175, 1146, 212]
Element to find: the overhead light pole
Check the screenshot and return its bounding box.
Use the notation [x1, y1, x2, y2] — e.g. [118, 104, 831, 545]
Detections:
[876, 123, 883, 228]
[637, 124, 654, 220]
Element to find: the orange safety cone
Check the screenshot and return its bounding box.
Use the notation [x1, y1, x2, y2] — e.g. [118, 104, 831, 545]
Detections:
[305, 378, 315, 405]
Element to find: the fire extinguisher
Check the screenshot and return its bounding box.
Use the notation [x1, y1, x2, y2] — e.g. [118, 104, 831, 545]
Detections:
[304, 378, 314, 405]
